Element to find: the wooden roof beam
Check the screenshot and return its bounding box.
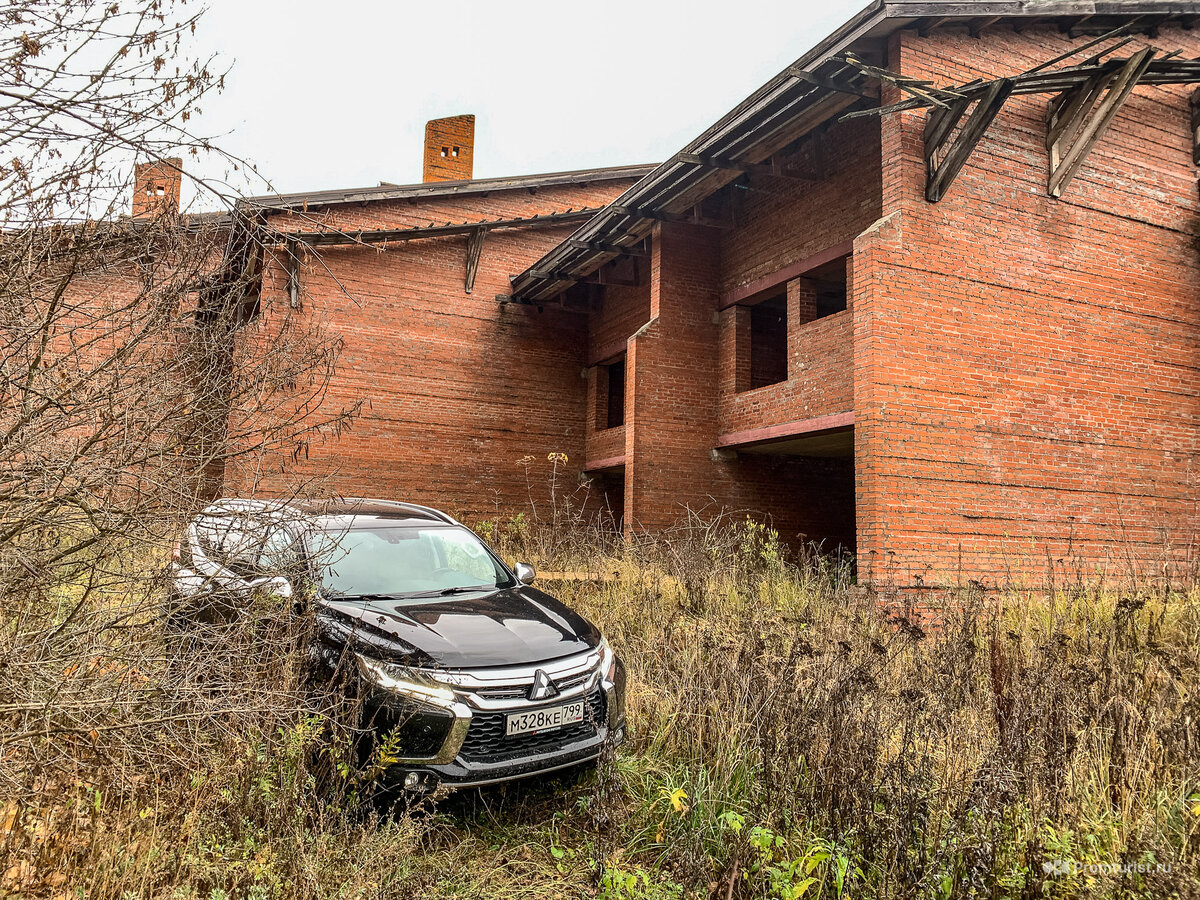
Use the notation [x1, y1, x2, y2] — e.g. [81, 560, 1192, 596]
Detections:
[917, 16, 952, 37]
[463, 226, 487, 293]
[925, 77, 1014, 202]
[969, 16, 1003, 38]
[1190, 86, 1200, 165]
[608, 204, 734, 229]
[675, 151, 812, 181]
[1047, 47, 1156, 197]
[566, 238, 649, 257]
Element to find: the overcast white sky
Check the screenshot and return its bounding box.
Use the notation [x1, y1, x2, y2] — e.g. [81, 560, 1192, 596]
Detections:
[188, 0, 868, 203]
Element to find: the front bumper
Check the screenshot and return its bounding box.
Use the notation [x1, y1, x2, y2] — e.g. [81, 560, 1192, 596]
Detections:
[362, 650, 626, 789]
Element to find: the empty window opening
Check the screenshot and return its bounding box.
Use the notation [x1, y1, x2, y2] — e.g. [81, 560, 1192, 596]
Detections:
[451, 146, 460, 158]
[603, 356, 626, 429]
[807, 255, 848, 321]
[747, 293, 788, 390]
[440, 146, 449, 157]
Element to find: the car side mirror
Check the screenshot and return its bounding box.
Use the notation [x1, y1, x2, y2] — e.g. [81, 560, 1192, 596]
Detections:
[514, 563, 536, 586]
[248, 574, 293, 599]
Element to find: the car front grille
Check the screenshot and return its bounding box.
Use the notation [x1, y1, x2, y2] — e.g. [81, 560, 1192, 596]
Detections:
[472, 669, 594, 701]
[458, 690, 605, 762]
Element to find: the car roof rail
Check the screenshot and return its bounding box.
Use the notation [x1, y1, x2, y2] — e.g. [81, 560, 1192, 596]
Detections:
[328, 497, 459, 525]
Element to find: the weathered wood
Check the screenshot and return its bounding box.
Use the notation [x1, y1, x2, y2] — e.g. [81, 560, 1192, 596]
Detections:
[1047, 47, 1156, 197]
[273, 207, 600, 248]
[463, 226, 487, 293]
[285, 239, 301, 308]
[918, 16, 952, 37]
[925, 78, 1014, 202]
[567, 239, 649, 257]
[608, 205, 733, 229]
[1191, 87, 1200, 165]
[1047, 72, 1107, 150]
[842, 52, 1200, 122]
[969, 15, 1003, 37]
[787, 66, 876, 99]
[675, 151, 812, 181]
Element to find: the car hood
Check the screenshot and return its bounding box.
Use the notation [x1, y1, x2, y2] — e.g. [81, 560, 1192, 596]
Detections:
[316, 584, 602, 669]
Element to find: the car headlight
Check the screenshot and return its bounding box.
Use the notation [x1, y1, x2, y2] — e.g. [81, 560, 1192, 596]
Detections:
[597, 637, 618, 683]
[354, 653, 457, 703]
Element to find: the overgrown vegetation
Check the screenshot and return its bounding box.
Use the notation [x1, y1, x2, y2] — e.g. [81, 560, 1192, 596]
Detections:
[3, 513, 1197, 898]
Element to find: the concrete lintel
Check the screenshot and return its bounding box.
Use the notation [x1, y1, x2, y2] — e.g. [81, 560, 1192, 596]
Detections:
[719, 240, 854, 309]
[715, 411, 854, 449]
[584, 454, 627, 472]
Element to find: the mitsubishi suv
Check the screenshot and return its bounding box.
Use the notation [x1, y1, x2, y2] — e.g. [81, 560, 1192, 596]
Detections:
[168, 498, 626, 791]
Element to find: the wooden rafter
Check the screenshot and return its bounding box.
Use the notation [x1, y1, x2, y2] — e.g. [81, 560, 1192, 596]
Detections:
[1046, 47, 1156, 197]
[1190, 86, 1200, 165]
[675, 151, 813, 181]
[969, 16, 1002, 38]
[464, 226, 487, 293]
[270, 207, 601, 248]
[284, 239, 301, 308]
[924, 78, 1014, 202]
[608, 205, 733, 229]
[566, 238, 649, 257]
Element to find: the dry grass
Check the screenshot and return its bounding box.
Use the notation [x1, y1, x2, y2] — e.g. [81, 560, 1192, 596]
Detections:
[2, 516, 1198, 899]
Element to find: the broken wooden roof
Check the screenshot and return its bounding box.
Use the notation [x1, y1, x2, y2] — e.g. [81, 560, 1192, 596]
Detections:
[240, 164, 657, 213]
[509, 0, 1200, 304]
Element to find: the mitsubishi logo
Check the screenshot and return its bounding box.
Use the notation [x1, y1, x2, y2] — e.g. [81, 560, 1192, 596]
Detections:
[529, 669, 558, 701]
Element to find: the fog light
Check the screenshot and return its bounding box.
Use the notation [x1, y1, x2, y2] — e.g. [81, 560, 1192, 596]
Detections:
[404, 772, 421, 789]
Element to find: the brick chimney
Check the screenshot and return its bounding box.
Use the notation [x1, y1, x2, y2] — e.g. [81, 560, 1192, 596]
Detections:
[422, 115, 474, 182]
[132, 157, 182, 218]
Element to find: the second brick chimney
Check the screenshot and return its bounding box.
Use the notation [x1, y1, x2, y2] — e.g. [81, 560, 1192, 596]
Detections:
[422, 115, 474, 182]
[132, 158, 183, 218]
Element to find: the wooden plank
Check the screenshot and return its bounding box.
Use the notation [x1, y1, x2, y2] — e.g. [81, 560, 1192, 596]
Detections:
[969, 15, 1003, 37]
[608, 205, 733, 229]
[1047, 72, 1108, 152]
[567, 239, 649, 257]
[918, 16, 952, 37]
[1191, 87, 1200, 165]
[675, 151, 812, 181]
[1047, 47, 1155, 197]
[285, 239, 301, 308]
[276, 207, 599, 247]
[463, 226, 487, 294]
[925, 78, 1014, 202]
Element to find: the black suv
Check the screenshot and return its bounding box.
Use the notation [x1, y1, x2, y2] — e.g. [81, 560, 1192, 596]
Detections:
[169, 498, 626, 791]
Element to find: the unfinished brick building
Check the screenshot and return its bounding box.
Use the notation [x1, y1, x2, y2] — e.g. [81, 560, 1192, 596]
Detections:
[235, 2, 1200, 585]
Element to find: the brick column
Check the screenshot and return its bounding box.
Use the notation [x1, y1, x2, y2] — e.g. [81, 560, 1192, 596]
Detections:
[624, 222, 722, 534]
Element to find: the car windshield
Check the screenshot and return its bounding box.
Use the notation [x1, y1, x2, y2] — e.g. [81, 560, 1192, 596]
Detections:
[308, 524, 515, 599]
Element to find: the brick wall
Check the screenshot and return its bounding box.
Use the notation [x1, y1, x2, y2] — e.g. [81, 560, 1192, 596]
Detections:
[240, 177, 641, 521]
[854, 24, 1200, 584]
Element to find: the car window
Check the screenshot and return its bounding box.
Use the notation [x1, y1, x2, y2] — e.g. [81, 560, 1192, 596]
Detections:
[192, 513, 301, 580]
[310, 525, 514, 598]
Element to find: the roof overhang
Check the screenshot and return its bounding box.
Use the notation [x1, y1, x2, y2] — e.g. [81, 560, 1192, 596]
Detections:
[510, 0, 1200, 304]
[240, 163, 657, 213]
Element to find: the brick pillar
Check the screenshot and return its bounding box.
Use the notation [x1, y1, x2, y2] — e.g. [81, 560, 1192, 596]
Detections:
[787, 277, 818, 367]
[728, 304, 751, 393]
[624, 222, 721, 534]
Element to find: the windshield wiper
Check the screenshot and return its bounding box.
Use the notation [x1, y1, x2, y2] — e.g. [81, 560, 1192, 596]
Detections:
[399, 585, 498, 599]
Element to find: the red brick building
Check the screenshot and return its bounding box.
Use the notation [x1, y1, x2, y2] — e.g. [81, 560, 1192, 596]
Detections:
[233, 3, 1200, 585]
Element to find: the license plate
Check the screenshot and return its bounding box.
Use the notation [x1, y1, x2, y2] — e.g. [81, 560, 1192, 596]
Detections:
[505, 701, 584, 737]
